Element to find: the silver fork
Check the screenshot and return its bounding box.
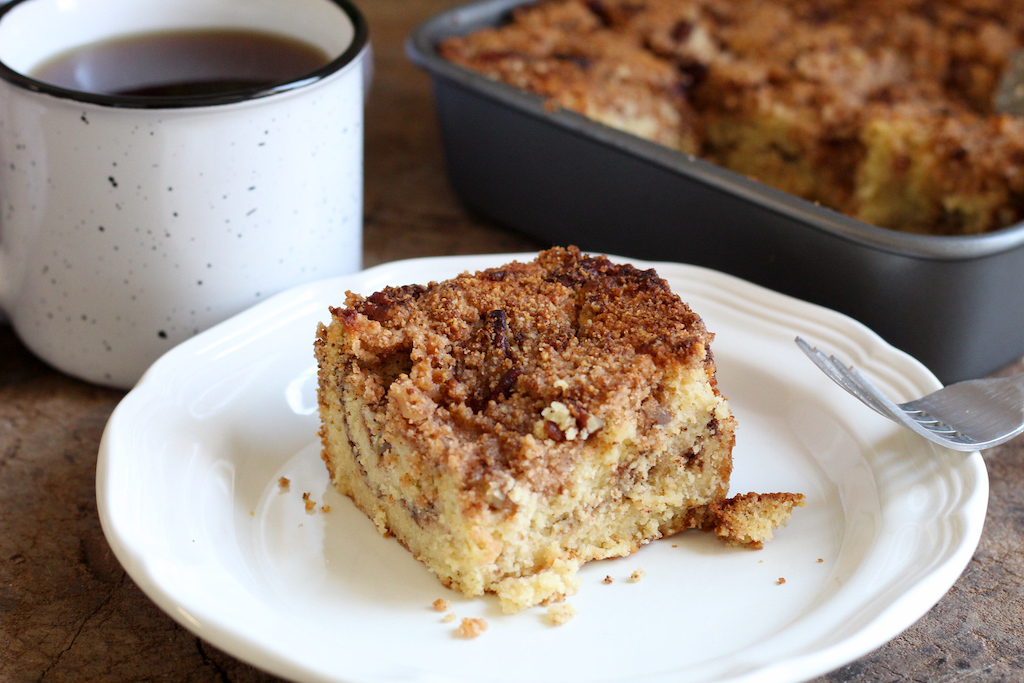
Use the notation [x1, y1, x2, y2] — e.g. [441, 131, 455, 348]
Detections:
[795, 337, 1024, 451]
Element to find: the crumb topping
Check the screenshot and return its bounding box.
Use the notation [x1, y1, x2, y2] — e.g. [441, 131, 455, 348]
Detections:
[316, 246, 717, 499]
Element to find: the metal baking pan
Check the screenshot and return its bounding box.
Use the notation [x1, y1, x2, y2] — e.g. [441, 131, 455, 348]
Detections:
[406, 0, 1024, 383]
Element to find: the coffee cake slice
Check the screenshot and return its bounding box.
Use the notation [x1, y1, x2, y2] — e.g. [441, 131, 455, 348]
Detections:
[315, 247, 802, 612]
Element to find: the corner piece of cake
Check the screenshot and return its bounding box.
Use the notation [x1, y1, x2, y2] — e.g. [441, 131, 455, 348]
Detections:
[315, 246, 803, 613]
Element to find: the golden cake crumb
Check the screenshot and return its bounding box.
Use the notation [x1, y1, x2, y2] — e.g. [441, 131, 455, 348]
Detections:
[278, 476, 290, 491]
[683, 492, 806, 549]
[547, 602, 578, 625]
[432, 598, 450, 612]
[629, 568, 646, 583]
[603, 575, 614, 584]
[777, 577, 787, 585]
[457, 617, 488, 638]
[442, 612, 457, 623]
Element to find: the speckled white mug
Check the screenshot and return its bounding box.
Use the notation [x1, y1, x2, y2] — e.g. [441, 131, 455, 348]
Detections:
[0, 0, 368, 388]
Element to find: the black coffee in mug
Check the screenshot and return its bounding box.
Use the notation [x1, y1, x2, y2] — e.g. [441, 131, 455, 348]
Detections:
[31, 28, 331, 97]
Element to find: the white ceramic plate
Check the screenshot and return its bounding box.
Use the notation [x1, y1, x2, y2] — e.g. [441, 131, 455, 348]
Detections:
[97, 253, 988, 683]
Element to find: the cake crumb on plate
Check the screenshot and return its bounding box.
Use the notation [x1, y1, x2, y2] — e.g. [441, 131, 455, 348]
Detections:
[457, 617, 488, 638]
[546, 602, 577, 626]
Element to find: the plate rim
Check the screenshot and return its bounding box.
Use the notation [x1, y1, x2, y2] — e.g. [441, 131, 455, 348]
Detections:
[96, 251, 989, 683]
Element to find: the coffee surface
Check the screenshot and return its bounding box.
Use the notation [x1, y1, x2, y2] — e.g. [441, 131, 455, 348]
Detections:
[31, 29, 331, 97]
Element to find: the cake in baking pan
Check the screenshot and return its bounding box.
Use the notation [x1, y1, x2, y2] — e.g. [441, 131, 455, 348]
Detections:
[441, 0, 1024, 235]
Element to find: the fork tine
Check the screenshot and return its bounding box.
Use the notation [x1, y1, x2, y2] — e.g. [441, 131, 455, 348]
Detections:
[827, 357, 904, 421]
[795, 337, 894, 419]
[901, 409, 978, 445]
[795, 337, 946, 438]
[796, 336, 988, 451]
[901, 410, 959, 435]
[795, 337, 856, 390]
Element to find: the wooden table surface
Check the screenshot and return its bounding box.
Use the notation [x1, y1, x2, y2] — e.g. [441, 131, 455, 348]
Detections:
[3, 1, 1024, 680]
